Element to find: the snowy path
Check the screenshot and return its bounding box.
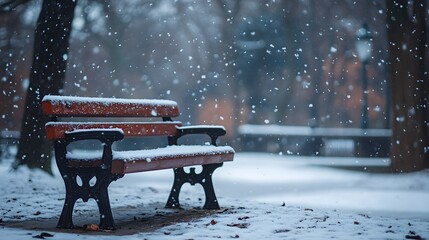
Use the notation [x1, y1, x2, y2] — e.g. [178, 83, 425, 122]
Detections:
[1, 153, 429, 239]
[128, 152, 429, 220]
[215, 153, 429, 220]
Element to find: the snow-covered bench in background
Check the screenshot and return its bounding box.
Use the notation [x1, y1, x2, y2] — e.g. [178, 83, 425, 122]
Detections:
[238, 124, 391, 157]
[42, 95, 234, 230]
[0, 130, 20, 159]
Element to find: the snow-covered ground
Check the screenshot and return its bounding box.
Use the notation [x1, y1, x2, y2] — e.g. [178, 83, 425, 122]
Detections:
[1, 152, 429, 239]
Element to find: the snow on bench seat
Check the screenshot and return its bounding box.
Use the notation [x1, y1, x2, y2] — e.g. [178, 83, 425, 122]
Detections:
[66, 145, 235, 174]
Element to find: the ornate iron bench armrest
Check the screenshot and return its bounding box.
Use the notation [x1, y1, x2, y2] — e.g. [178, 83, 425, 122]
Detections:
[174, 125, 226, 145]
[64, 128, 124, 143]
[63, 128, 124, 168]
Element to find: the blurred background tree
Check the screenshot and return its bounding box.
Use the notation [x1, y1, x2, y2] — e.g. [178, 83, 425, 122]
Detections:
[386, 0, 429, 172]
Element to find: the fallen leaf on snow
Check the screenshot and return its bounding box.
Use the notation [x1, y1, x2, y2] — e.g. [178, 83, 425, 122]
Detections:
[405, 234, 422, 239]
[405, 231, 422, 239]
[85, 224, 100, 231]
[217, 208, 229, 213]
[32, 232, 54, 239]
[227, 223, 249, 229]
[274, 229, 291, 233]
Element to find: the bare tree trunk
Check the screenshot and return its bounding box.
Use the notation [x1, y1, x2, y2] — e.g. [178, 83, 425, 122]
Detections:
[386, 0, 429, 172]
[16, 0, 77, 172]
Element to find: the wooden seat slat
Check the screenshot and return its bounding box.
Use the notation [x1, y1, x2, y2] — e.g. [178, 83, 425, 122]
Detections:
[65, 145, 234, 174]
[116, 152, 234, 174]
[45, 122, 182, 140]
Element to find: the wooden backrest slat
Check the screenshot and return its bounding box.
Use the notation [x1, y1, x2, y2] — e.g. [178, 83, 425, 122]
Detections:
[42, 95, 180, 117]
[45, 122, 182, 140]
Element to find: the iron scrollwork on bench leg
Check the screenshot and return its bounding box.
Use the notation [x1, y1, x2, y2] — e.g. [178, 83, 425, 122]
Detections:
[166, 163, 223, 210]
[54, 138, 123, 230]
[57, 169, 122, 230]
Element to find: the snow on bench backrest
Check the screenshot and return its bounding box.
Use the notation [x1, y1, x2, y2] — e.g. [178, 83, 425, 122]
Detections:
[42, 95, 180, 117]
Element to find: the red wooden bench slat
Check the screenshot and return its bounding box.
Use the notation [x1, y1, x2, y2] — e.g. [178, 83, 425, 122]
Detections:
[42, 96, 180, 117]
[66, 146, 234, 174]
[113, 152, 234, 174]
[45, 122, 182, 140]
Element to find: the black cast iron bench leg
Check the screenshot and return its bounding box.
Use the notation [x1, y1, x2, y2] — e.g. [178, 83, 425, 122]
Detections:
[56, 168, 121, 230]
[95, 174, 118, 230]
[166, 163, 223, 210]
[57, 172, 78, 229]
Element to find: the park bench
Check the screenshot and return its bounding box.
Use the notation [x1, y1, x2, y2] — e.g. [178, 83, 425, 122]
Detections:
[238, 124, 391, 157]
[42, 95, 234, 230]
